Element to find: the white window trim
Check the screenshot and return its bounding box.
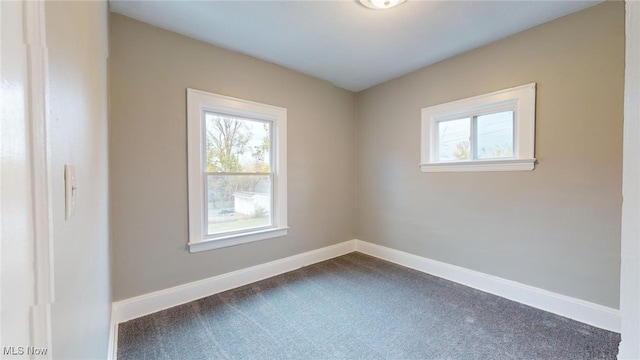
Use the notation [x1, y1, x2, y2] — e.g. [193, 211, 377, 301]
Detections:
[420, 83, 536, 172]
[186, 89, 288, 253]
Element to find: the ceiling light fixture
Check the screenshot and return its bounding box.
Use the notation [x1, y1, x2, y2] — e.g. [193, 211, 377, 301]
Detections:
[359, 0, 406, 10]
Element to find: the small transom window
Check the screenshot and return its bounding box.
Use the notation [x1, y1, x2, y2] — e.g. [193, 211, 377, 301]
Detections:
[421, 83, 536, 172]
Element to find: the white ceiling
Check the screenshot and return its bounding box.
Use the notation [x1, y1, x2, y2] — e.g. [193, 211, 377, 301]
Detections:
[109, 0, 602, 92]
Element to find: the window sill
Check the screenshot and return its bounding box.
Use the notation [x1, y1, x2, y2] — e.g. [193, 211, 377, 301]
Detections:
[420, 158, 536, 173]
[188, 227, 289, 253]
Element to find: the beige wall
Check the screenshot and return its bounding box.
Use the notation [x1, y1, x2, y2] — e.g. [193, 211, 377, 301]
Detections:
[109, 14, 357, 301]
[357, 2, 624, 308]
[46, 1, 111, 358]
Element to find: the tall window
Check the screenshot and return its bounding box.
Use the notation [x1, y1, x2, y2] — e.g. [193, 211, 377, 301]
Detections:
[421, 83, 536, 172]
[187, 89, 287, 252]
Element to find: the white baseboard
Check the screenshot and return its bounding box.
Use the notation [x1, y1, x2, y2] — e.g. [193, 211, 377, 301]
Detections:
[107, 303, 118, 360]
[110, 238, 619, 360]
[112, 240, 356, 325]
[354, 240, 620, 332]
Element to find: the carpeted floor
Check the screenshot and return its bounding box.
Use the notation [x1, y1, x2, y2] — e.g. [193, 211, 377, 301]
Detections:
[118, 252, 620, 359]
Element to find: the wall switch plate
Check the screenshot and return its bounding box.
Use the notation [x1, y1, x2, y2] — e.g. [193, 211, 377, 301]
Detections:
[64, 165, 76, 220]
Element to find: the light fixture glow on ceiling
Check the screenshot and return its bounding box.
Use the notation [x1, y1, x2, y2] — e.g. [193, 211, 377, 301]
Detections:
[359, 0, 406, 10]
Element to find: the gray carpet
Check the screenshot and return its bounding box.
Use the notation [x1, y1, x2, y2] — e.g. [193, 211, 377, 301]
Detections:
[117, 252, 620, 359]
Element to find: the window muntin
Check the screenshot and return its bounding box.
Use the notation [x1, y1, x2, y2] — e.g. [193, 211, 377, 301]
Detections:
[421, 83, 535, 172]
[187, 89, 287, 252]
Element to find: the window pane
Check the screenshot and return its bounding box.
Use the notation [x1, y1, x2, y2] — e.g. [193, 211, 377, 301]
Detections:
[205, 113, 271, 173]
[207, 174, 272, 235]
[438, 117, 470, 161]
[475, 111, 514, 159]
